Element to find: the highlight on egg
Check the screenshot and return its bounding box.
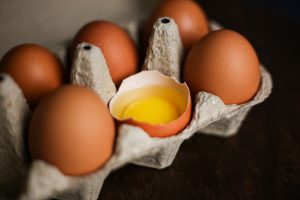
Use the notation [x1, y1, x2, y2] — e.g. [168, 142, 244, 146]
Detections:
[109, 71, 191, 138]
[144, 0, 209, 51]
[72, 20, 138, 86]
[0, 43, 65, 108]
[184, 29, 261, 105]
[28, 85, 115, 176]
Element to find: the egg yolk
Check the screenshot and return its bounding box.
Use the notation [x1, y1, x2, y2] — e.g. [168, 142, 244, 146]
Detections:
[121, 96, 179, 125]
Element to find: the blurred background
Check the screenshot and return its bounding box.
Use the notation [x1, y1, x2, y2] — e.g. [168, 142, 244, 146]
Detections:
[0, 0, 299, 199]
[0, 0, 299, 57]
[250, 0, 300, 22]
[0, 0, 161, 57]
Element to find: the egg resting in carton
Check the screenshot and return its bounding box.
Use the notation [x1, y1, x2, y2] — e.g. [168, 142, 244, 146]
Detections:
[0, 18, 272, 200]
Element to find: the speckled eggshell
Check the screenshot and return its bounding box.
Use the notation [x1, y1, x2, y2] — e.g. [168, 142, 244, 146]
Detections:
[72, 20, 138, 86]
[184, 29, 261, 105]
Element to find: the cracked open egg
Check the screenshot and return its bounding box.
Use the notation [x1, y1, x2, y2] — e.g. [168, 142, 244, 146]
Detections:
[109, 71, 191, 138]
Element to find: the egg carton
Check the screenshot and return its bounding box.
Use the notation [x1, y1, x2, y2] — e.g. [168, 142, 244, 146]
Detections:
[0, 18, 272, 200]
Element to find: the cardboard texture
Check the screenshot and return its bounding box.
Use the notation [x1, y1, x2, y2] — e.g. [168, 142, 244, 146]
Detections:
[0, 19, 272, 200]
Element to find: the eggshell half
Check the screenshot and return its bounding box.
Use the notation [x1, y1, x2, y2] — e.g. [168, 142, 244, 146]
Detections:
[109, 71, 191, 138]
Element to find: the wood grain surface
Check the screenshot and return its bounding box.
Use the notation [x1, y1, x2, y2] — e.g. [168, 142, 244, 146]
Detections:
[99, 0, 300, 199]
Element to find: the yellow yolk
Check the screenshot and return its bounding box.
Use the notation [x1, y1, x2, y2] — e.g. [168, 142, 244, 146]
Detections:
[121, 96, 179, 125]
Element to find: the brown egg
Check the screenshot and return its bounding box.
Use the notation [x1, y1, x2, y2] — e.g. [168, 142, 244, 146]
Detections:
[144, 0, 209, 51]
[0, 44, 65, 108]
[184, 29, 260, 105]
[72, 20, 138, 86]
[28, 85, 115, 176]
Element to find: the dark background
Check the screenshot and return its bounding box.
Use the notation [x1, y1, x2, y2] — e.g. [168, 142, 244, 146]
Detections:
[252, 0, 300, 23]
[99, 0, 300, 199]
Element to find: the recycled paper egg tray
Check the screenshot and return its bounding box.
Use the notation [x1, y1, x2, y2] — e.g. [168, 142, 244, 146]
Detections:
[0, 18, 272, 200]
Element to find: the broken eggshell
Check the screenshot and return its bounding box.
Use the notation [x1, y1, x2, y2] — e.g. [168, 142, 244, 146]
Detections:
[109, 70, 192, 138]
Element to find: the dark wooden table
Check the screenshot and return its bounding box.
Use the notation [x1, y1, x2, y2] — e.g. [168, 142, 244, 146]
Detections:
[99, 0, 300, 199]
